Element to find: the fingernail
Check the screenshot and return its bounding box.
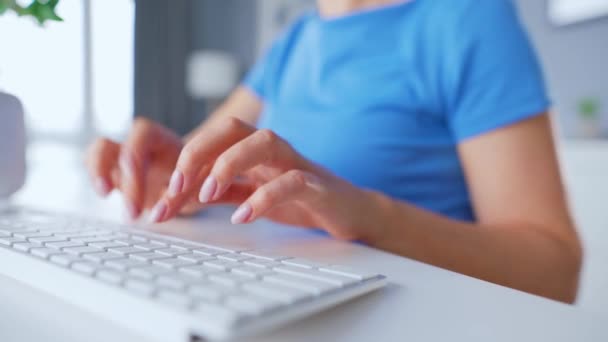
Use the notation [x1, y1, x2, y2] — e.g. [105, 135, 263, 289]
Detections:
[148, 201, 167, 223]
[168, 170, 184, 197]
[125, 200, 140, 220]
[119, 152, 135, 180]
[199, 176, 217, 203]
[94, 177, 111, 196]
[231, 203, 252, 224]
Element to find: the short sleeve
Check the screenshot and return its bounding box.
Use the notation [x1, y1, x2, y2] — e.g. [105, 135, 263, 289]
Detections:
[242, 48, 271, 100]
[445, 0, 551, 141]
[242, 15, 308, 101]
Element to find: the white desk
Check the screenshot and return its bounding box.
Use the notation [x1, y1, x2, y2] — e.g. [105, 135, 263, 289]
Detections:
[1, 142, 606, 342]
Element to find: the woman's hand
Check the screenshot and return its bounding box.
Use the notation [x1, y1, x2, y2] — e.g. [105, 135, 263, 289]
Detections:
[150, 116, 373, 241]
[85, 117, 187, 219]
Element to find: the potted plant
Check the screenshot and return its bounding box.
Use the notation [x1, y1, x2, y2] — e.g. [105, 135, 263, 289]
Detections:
[0, 0, 62, 198]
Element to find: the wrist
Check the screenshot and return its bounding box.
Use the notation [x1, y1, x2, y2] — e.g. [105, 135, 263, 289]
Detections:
[343, 187, 397, 245]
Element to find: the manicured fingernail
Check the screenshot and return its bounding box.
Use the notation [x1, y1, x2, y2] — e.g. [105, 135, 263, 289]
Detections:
[168, 170, 183, 197]
[199, 176, 217, 203]
[119, 152, 135, 180]
[148, 201, 167, 223]
[231, 203, 252, 224]
[94, 177, 111, 196]
[125, 200, 140, 220]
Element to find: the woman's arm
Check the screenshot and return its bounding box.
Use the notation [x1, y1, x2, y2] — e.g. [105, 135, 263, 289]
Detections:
[152, 113, 582, 303]
[360, 113, 582, 303]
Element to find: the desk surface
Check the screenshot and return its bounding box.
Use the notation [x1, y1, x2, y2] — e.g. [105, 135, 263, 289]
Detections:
[1, 142, 605, 342]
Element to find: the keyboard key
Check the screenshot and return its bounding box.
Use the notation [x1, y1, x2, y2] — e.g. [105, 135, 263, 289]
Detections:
[108, 246, 147, 256]
[218, 253, 251, 262]
[133, 242, 165, 251]
[28, 236, 67, 244]
[71, 236, 118, 244]
[156, 290, 192, 309]
[12, 231, 52, 239]
[130, 252, 170, 262]
[243, 259, 282, 269]
[63, 246, 105, 256]
[156, 276, 187, 290]
[13, 242, 42, 252]
[191, 246, 226, 256]
[46, 241, 86, 250]
[113, 238, 142, 246]
[30, 247, 63, 259]
[187, 284, 229, 301]
[129, 265, 172, 280]
[319, 265, 376, 280]
[273, 265, 356, 286]
[83, 252, 123, 263]
[231, 266, 276, 279]
[105, 258, 148, 271]
[71, 261, 100, 275]
[155, 247, 189, 256]
[242, 282, 311, 304]
[128, 234, 148, 242]
[281, 258, 327, 269]
[192, 301, 243, 326]
[242, 250, 292, 261]
[124, 279, 156, 296]
[224, 294, 281, 315]
[264, 274, 334, 295]
[156, 274, 203, 290]
[208, 272, 253, 287]
[53, 231, 99, 239]
[203, 259, 241, 271]
[153, 258, 196, 269]
[0, 236, 27, 246]
[179, 265, 222, 277]
[88, 241, 126, 249]
[96, 269, 125, 285]
[177, 253, 215, 263]
[168, 242, 196, 251]
[50, 254, 83, 266]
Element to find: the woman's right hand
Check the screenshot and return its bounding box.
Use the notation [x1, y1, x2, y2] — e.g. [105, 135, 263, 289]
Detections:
[85, 117, 184, 219]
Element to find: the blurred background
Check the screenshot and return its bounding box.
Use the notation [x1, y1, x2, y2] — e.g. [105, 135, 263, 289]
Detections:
[1, 0, 606, 318]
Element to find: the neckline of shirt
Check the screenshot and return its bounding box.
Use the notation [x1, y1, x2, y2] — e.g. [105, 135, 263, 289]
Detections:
[313, 0, 415, 26]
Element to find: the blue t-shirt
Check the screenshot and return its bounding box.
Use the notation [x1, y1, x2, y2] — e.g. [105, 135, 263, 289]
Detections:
[244, 0, 549, 222]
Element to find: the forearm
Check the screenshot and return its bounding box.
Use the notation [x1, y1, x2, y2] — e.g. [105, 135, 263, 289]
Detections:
[357, 190, 582, 303]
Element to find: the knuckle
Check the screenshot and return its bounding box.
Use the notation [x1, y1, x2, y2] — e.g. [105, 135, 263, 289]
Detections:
[88, 137, 111, 159]
[179, 144, 197, 168]
[132, 116, 151, 130]
[221, 116, 243, 131]
[287, 169, 309, 187]
[214, 154, 233, 176]
[257, 129, 280, 145]
[255, 188, 274, 206]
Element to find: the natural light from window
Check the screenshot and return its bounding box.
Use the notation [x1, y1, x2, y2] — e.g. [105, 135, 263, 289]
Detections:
[0, 0, 134, 140]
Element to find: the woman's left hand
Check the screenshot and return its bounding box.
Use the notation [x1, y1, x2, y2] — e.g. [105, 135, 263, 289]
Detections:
[148, 116, 374, 241]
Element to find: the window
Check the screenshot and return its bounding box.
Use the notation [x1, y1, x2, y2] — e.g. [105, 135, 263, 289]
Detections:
[0, 0, 134, 142]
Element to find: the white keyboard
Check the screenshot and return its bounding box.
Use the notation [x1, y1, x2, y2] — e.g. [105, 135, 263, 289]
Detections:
[0, 207, 387, 341]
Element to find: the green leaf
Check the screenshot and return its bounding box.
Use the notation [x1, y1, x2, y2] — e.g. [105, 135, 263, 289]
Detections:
[0, 0, 16, 15]
[17, 0, 63, 25]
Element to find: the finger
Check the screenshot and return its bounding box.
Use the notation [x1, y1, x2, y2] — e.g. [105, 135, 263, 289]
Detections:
[148, 180, 254, 223]
[200, 129, 304, 203]
[85, 137, 120, 197]
[119, 117, 163, 219]
[231, 170, 323, 224]
[167, 117, 256, 199]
